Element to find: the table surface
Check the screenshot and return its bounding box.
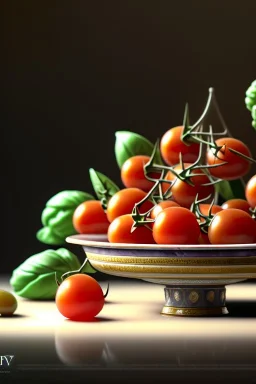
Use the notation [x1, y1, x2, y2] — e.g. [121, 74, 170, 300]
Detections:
[1, 275, 256, 383]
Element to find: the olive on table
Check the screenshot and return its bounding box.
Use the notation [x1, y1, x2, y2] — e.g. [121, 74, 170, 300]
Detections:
[0, 289, 18, 316]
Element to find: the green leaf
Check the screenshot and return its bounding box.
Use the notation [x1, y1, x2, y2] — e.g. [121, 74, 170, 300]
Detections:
[46, 190, 94, 208]
[89, 168, 120, 209]
[38, 190, 94, 245]
[36, 227, 65, 245]
[215, 179, 246, 202]
[10, 248, 81, 300]
[115, 131, 162, 168]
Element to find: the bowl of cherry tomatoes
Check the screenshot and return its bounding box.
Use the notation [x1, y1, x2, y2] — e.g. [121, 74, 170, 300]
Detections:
[67, 88, 256, 317]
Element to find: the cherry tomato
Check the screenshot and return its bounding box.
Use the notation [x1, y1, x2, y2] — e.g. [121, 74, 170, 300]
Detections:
[208, 209, 256, 244]
[0, 290, 17, 316]
[198, 203, 223, 218]
[108, 214, 155, 244]
[73, 200, 110, 234]
[150, 200, 180, 220]
[106, 188, 154, 223]
[197, 204, 223, 244]
[121, 155, 160, 192]
[199, 232, 211, 244]
[206, 137, 252, 180]
[221, 199, 251, 214]
[152, 207, 201, 244]
[55, 274, 105, 320]
[160, 126, 200, 166]
[245, 175, 256, 208]
[162, 163, 215, 208]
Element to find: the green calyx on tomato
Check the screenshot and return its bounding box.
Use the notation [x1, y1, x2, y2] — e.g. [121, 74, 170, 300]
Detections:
[55, 257, 95, 283]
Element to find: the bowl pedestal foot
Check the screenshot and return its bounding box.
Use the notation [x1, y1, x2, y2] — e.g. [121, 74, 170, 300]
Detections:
[161, 285, 229, 316]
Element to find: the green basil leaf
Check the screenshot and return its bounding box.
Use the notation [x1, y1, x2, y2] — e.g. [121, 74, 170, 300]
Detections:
[215, 179, 246, 202]
[46, 190, 94, 208]
[10, 248, 82, 300]
[38, 190, 94, 245]
[89, 168, 120, 209]
[115, 131, 163, 168]
[36, 227, 66, 245]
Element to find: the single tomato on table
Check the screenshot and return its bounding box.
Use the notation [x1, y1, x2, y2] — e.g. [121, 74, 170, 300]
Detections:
[73, 200, 110, 234]
[55, 274, 106, 321]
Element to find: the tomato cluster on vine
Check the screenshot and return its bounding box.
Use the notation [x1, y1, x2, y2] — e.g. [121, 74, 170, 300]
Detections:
[71, 88, 256, 246]
[72, 122, 256, 245]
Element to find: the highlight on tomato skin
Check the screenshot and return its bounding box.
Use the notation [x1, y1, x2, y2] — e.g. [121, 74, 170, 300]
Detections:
[206, 137, 252, 180]
[121, 155, 160, 192]
[245, 175, 256, 208]
[208, 208, 256, 245]
[72, 200, 110, 234]
[106, 188, 154, 223]
[160, 126, 200, 166]
[108, 214, 155, 244]
[221, 199, 251, 214]
[150, 200, 180, 220]
[55, 274, 105, 321]
[152, 207, 201, 245]
[162, 163, 215, 209]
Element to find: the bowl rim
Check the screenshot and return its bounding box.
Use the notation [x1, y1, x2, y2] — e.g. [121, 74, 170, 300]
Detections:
[66, 235, 256, 251]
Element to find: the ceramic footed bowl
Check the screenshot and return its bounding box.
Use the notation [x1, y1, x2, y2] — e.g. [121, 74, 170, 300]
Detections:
[66, 235, 256, 317]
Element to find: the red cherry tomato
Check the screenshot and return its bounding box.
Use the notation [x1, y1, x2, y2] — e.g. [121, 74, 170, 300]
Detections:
[198, 203, 223, 218]
[206, 137, 252, 180]
[55, 274, 105, 320]
[73, 200, 109, 234]
[198, 232, 211, 244]
[197, 204, 223, 244]
[150, 200, 180, 220]
[106, 188, 153, 223]
[221, 199, 251, 214]
[162, 163, 215, 208]
[121, 155, 160, 192]
[245, 175, 256, 208]
[108, 214, 155, 244]
[208, 209, 256, 244]
[160, 126, 200, 166]
[152, 207, 201, 244]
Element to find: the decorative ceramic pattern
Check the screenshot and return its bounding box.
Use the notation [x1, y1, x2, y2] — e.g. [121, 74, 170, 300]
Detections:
[66, 235, 256, 317]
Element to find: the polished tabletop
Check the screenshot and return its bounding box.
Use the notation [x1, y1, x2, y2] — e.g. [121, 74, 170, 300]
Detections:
[0, 275, 255, 383]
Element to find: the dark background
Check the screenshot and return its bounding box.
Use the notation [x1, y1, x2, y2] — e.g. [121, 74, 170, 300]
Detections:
[3, 0, 256, 273]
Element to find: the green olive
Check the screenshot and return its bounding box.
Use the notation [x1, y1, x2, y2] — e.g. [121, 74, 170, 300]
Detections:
[0, 289, 18, 316]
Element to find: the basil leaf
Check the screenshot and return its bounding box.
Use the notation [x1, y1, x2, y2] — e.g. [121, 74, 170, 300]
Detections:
[89, 168, 120, 209]
[10, 248, 82, 300]
[115, 131, 163, 168]
[37, 190, 94, 245]
[46, 190, 94, 208]
[36, 227, 65, 245]
[215, 179, 246, 202]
